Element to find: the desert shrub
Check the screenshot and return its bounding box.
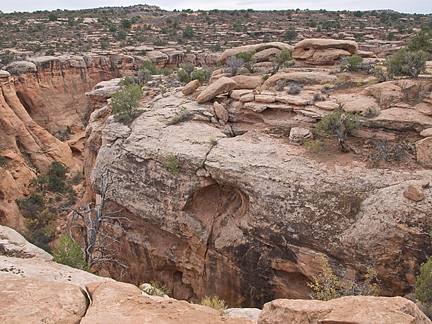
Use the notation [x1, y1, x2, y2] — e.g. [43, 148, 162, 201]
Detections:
[225, 56, 244, 76]
[262, 74, 269, 81]
[47, 174, 65, 192]
[385, 48, 428, 78]
[168, 108, 192, 125]
[373, 65, 386, 83]
[177, 70, 190, 83]
[271, 48, 292, 75]
[287, 83, 303, 95]
[179, 62, 195, 78]
[53, 234, 87, 270]
[137, 68, 152, 84]
[111, 85, 143, 119]
[49, 162, 69, 179]
[183, 24, 194, 38]
[416, 232, 432, 304]
[321, 83, 332, 93]
[0, 155, 7, 167]
[165, 154, 180, 175]
[303, 139, 323, 152]
[141, 282, 171, 296]
[362, 106, 380, 118]
[237, 50, 256, 73]
[407, 27, 432, 55]
[340, 55, 364, 72]
[313, 93, 326, 101]
[316, 105, 360, 152]
[202, 66, 215, 82]
[308, 253, 379, 301]
[191, 69, 205, 84]
[141, 61, 158, 75]
[284, 26, 297, 41]
[370, 140, 411, 163]
[153, 38, 167, 46]
[201, 295, 227, 315]
[121, 75, 137, 86]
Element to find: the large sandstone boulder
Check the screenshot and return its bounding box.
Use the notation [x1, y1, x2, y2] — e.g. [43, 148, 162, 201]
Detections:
[197, 77, 237, 103]
[416, 137, 432, 167]
[262, 72, 337, 90]
[231, 75, 264, 89]
[86, 78, 123, 104]
[257, 296, 432, 324]
[81, 281, 253, 324]
[292, 39, 358, 65]
[0, 277, 88, 324]
[182, 79, 200, 95]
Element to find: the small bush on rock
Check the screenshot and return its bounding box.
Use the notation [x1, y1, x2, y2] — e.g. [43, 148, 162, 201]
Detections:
[201, 295, 227, 315]
[53, 234, 87, 270]
[385, 48, 428, 78]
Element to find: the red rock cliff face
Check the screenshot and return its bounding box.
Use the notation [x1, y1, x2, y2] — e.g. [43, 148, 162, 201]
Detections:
[7, 54, 139, 134]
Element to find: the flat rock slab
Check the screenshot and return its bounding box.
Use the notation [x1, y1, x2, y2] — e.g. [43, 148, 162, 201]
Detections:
[82, 281, 253, 324]
[197, 77, 237, 103]
[0, 277, 88, 324]
[258, 296, 432, 324]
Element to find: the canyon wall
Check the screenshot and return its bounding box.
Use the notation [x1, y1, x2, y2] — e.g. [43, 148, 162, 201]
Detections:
[85, 90, 432, 308]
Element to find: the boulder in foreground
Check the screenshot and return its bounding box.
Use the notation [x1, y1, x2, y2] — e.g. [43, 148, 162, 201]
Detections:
[258, 296, 432, 324]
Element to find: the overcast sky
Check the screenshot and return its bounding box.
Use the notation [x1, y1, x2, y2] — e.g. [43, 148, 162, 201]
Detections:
[1, 0, 431, 15]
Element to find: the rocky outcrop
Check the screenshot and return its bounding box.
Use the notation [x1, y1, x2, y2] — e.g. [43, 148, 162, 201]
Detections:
[196, 77, 237, 103]
[6, 54, 144, 133]
[0, 225, 253, 324]
[219, 42, 292, 65]
[257, 296, 432, 324]
[292, 39, 358, 65]
[86, 87, 432, 308]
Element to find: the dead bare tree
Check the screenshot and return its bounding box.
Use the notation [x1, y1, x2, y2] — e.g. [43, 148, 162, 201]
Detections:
[66, 167, 131, 277]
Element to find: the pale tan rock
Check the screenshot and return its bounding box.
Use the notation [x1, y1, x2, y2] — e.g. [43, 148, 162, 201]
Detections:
[182, 79, 200, 95]
[403, 185, 425, 202]
[422, 181, 430, 188]
[255, 94, 276, 103]
[335, 94, 377, 112]
[416, 137, 432, 167]
[309, 48, 352, 65]
[219, 42, 291, 65]
[231, 75, 264, 89]
[258, 296, 432, 324]
[0, 277, 88, 324]
[262, 72, 337, 90]
[314, 101, 339, 111]
[420, 128, 432, 137]
[214, 102, 229, 123]
[230, 89, 253, 100]
[86, 78, 122, 104]
[227, 308, 262, 323]
[239, 92, 255, 102]
[5, 61, 37, 74]
[361, 82, 403, 107]
[289, 127, 313, 145]
[244, 102, 268, 112]
[275, 94, 308, 106]
[82, 281, 252, 324]
[253, 48, 281, 62]
[197, 77, 237, 103]
[370, 108, 432, 132]
[293, 39, 358, 62]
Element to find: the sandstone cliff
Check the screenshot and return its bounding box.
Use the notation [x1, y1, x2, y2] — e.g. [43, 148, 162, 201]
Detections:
[85, 85, 432, 308]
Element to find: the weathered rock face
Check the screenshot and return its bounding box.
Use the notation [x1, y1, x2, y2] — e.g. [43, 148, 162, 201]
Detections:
[219, 42, 292, 65]
[0, 225, 253, 324]
[292, 39, 358, 65]
[6, 54, 141, 133]
[257, 296, 432, 324]
[87, 88, 432, 308]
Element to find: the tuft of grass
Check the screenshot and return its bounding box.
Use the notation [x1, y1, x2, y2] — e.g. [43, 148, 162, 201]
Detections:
[200, 295, 227, 315]
[165, 154, 180, 175]
[168, 109, 192, 125]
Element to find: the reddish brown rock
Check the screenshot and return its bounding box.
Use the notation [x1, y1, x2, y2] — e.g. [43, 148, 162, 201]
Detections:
[182, 79, 200, 95]
[258, 296, 432, 324]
